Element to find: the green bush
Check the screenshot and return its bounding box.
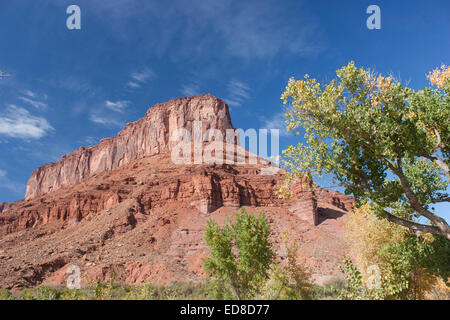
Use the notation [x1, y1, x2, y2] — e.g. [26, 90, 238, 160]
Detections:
[204, 208, 276, 300]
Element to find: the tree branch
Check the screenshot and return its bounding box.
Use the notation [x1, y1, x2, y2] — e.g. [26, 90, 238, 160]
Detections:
[386, 160, 450, 240]
[384, 211, 445, 236]
[429, 196, 450, 203]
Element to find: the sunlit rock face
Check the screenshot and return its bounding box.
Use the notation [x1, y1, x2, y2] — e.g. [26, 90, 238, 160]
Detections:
[0, 94, 355, 290]
[25, 94, 234, 200]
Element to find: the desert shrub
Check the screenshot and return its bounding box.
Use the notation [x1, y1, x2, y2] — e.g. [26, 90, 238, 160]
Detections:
[0, 289, 13, 300]
[18, 286, 61, 300]
[59, 288, 89, 300]
[87, 281, 210, 300]
[262, 235, 313, 300]
[309, 278, 343, 300]
[123, 284, 158, 300]
[0, 281, 213, 300]
[156, 282, 209, 300]
[85, 271, 120, 300]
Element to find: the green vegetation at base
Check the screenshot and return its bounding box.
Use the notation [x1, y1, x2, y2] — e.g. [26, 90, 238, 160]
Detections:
[1, 207, 448, 300]
[0, 282, 210, 301]
[0, 281, 341, 301]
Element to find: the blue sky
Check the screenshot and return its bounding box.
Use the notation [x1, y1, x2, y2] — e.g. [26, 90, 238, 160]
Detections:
[0, 0, 449, 219]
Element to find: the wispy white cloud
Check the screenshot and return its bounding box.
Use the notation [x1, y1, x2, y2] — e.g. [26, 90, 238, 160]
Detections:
[131, 69, 156, 82]
[21, 89, 48, 99]
[261, 111, 291, 137]
[46, 1, 322, 63]
[214, 2, 323, 59]
[226, 80, 251, 107]
[105, 100, 131, 113]
[89, 114, 123, 127]
[48, 75, 92, 92]
[18, 96, 48, 110]
[0, 105, 54, 139]
[90, 98, 131, 127]
[0, 168, 25, 195]
[127, 68, 157, 88]
[17, 89, 49, 110]
[67, 1, 323, 60]
[84, 136, 99, 146]
[180, 83, 201, 96]
[22, 90, 36, 98]
[127, 81, 141, 88]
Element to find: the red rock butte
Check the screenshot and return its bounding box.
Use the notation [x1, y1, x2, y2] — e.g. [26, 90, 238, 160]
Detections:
[25, 94, 234, 200]
[0, 94, 354, 289]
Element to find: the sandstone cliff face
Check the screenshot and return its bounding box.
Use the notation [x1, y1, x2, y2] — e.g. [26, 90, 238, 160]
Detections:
[0, 94, 355, 289]
[25, 95, 234, 200]
[6, 152, 351, 237]
[0, 152, 354, 289]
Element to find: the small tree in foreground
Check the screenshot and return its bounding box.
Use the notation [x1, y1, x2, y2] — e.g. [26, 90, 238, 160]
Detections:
[281, 62, 449, 239]
[203, 208, 276, 300]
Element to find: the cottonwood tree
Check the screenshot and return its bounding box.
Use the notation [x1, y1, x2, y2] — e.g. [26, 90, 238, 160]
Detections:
[280, 62, 450, 239]
[204, 208, 275, 300]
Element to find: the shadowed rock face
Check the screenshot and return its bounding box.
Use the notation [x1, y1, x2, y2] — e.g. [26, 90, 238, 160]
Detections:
[25, 94, 234, 200]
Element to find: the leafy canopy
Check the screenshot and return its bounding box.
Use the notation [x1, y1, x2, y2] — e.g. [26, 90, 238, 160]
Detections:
[281, 62, 450, 239]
